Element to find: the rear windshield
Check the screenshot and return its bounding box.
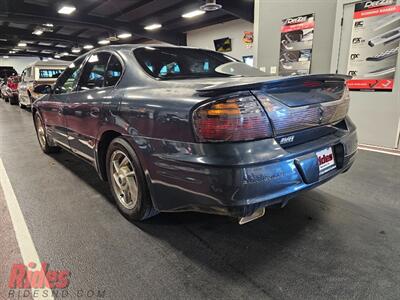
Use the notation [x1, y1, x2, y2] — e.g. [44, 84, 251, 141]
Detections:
[134, 47, 240, 80]
[39, 69, 64, 79]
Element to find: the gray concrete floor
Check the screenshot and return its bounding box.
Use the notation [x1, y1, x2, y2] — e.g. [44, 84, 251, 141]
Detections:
[1, 100, 400, 300]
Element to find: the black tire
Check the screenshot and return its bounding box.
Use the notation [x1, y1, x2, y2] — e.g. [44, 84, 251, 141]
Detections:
[106, 137, 158, 221]
[9, 95, 18, 105]
[34, 112, 61, 154]
[4, 96, 9, 102]
[19, 101, 26, 109]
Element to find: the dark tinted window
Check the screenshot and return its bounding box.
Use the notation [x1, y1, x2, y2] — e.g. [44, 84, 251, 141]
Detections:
[134, 47, 237, 80]
[0, 67, 17, 79]
[39, 69, 64, 79]
[54, 57, 85, 94]
[78, 53, 111, 91]
[105, 55, 123, 87]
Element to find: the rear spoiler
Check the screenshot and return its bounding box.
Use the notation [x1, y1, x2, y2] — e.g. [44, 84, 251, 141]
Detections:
[197, 74, 352, 96]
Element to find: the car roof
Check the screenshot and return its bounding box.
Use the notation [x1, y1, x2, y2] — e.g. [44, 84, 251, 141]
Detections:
[81, 44, 214, 57]
[94, 44, 201, 51]
[25, 59, 70, 68]
[73, 44, 219, 63]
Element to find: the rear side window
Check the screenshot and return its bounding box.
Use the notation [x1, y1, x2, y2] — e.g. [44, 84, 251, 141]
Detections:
[78, 53, 111, 91]
[104, 55, 123, 87]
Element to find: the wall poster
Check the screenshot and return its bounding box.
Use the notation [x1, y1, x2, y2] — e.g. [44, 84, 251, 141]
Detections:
[214, 37, 232, 53]
[346, 0, 400, 91]
[243, 31, 254, 48]
[279, 13, 315, 76]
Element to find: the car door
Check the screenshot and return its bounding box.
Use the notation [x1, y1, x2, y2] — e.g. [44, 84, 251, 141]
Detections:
[65, 52, 116, 163]
[40, 58, 85, 149]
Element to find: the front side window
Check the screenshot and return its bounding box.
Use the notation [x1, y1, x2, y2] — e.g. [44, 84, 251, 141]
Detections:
[78, 53, 111, 91]
[26, 67, 32, 78]
[54, 57, 85, 94]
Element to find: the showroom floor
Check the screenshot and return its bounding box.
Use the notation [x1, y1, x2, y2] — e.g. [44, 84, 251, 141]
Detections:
[0, 101, 399, 300]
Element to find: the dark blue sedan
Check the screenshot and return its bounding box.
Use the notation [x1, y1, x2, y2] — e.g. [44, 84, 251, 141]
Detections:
[32, 45, 357, 224]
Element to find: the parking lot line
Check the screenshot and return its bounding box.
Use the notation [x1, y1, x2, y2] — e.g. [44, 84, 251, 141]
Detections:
[0, 158, 54, 300]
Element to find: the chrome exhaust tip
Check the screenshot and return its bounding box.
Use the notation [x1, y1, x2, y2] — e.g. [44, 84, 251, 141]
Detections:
[239, 208, 265, 225]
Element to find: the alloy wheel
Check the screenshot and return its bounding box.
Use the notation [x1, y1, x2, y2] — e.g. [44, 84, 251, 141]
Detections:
[110, 150, 138, 210]
[35, 114, 46, 149]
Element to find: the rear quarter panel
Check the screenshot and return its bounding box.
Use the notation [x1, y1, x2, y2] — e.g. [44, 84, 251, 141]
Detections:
[117, 87, 206, 142]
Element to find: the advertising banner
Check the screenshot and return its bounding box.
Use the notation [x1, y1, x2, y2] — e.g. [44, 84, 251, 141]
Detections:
[279, 14, 315, 76]
[346, 0, 400, 91]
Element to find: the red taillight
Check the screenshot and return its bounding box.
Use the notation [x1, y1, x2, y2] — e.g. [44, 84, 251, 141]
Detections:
[193, 95, 273, 142]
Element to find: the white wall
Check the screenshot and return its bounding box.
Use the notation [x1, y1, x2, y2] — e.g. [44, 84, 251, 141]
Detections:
[142, 40, 169, 45]
[0, 56, 40, 74]
[187, 19, 254, 61]
[254, 0, 338, 74]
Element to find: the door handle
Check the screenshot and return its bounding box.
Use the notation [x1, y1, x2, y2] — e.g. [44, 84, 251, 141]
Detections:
[90, 107, 100, 118]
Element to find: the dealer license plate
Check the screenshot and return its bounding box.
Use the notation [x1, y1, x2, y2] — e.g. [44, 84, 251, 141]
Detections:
[316, 147, 336, 175]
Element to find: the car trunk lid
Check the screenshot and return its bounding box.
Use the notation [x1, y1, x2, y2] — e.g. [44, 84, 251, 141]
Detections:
[197, 74, 351, 137]
[196, 74, 350, 100]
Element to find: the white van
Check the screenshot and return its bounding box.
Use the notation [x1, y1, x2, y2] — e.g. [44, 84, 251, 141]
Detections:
[18, 60, 69, 108]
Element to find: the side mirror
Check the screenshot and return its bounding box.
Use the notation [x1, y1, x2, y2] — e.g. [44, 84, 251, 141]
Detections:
[34, 84, 52, 94]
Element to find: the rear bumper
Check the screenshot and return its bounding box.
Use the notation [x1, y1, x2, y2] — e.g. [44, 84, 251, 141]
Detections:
[5, 91, 18, 97]
[129, 117, 358, 217]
